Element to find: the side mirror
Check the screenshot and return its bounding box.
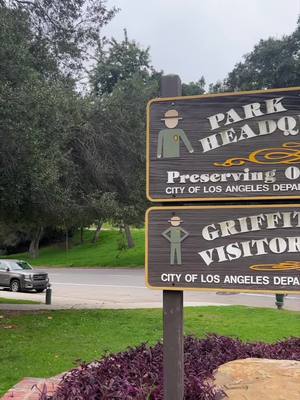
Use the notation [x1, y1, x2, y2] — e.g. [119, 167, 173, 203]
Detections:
[6, 267, 10, 272]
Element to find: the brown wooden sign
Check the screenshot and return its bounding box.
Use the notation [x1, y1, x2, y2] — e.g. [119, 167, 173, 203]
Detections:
[147, 87, 300, 202]
[146, 204, 300, 293]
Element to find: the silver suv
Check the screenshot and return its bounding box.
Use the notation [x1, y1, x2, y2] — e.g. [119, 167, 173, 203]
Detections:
[0, 259, 49, 292]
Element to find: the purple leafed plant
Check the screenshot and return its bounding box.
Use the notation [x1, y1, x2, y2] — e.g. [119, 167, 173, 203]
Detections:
[40, 335, 300, 400]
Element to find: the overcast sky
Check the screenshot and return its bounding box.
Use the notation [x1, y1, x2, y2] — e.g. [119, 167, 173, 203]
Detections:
[104, 0, 300, 86]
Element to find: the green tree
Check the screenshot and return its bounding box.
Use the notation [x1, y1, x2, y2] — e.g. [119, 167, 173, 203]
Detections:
[210, 19, 300, 92]
[83, 75, 158, 248]
[91, 29, 158, 95]
[83, 35, 160, 248]
[182, 77, 206, 96]
[0, 7, 84, 257]
[1, 0, 117, 76]
[0, 80, 83, 257]
[86, 192, 118, 243]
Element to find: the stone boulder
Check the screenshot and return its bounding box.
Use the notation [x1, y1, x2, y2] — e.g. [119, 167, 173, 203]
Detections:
[213, 358, 300, 400]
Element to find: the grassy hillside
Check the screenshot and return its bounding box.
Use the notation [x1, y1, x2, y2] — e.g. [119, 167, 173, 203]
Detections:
[5, 229, 145, 268]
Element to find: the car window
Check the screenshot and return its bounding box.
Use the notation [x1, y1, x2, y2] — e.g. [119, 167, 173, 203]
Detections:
[8, 261, 32, 271]
[0, 262, 6, 271]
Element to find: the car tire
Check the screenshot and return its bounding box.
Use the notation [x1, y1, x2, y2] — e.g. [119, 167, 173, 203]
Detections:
[35, 289, 45, 293]
[10, 279, 20, 292]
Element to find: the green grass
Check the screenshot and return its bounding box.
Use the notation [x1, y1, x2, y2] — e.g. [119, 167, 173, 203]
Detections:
[0, 306, 299, 396]
[5, 229, 145, 268]
[0, 297, 40, 304]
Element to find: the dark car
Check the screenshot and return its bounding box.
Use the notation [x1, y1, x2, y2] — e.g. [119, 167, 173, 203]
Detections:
[0, 259, 49, 292]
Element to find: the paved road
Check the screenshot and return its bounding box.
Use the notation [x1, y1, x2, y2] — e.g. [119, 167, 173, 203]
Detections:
[0, 268, 299, 311]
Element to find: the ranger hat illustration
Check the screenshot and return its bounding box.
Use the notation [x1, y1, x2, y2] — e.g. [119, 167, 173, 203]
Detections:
[168, 216, 183, 225]
[161, 109, 183, 121]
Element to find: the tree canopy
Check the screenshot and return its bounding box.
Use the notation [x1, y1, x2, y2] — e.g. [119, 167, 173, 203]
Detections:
[1, 0, 118, 76]
[182, 77, 205, 96]
[0, 5, 85, 255]
[210, 19, 300, 92]
[90, 29, 157, 95]
[3, 1, 300, 256]
[0, 7, 160, 254]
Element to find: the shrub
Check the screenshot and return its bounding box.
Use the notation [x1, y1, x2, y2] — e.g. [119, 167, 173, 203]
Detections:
[41, 335, 300, 400]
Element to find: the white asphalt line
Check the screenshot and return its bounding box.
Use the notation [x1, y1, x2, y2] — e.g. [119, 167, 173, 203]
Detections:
[240, 293, 299, 300]
[52, 282, 146, 289]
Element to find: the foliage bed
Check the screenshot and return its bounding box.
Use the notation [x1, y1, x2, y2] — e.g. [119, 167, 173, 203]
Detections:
[42, 334, 300, 400]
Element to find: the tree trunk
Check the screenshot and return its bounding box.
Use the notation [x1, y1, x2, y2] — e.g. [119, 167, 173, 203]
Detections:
[80, 226, 84, 244]
[65, 228, 69, 252]
[93, 222, 103, 243]
[124, 224, 134, 248]
[29, 226, 43, 258]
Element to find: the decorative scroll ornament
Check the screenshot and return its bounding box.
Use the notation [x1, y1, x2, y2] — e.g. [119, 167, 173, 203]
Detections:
[214, 142, 300, 167]
[249, 261, 300, 272]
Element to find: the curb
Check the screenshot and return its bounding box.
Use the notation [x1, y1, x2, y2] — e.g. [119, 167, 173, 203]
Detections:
[1, 375, 62, 400]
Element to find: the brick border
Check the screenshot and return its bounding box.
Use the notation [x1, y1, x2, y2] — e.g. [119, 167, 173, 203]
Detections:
[1, 375, 62, 400]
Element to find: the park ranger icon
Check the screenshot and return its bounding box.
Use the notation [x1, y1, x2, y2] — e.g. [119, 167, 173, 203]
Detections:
[157, 109, 194, 158]
[162, 215, 189, 265]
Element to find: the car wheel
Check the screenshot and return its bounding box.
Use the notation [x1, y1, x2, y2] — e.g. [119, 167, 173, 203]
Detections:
[10, 279, 20, 292]
[36, 289, 45, 293]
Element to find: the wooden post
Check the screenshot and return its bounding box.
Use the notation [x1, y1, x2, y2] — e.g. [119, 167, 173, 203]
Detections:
[163, 290, 184, 399]
[161, 74, 184, 400]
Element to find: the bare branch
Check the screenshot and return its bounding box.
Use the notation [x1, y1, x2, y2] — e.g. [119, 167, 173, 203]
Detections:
[14, 0, 36, 5]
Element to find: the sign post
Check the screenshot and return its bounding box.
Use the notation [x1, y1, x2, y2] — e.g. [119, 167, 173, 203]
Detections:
[161, 75, 184, 400]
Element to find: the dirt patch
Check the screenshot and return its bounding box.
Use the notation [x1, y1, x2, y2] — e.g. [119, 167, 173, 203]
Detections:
[0, 323, 18, 329]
